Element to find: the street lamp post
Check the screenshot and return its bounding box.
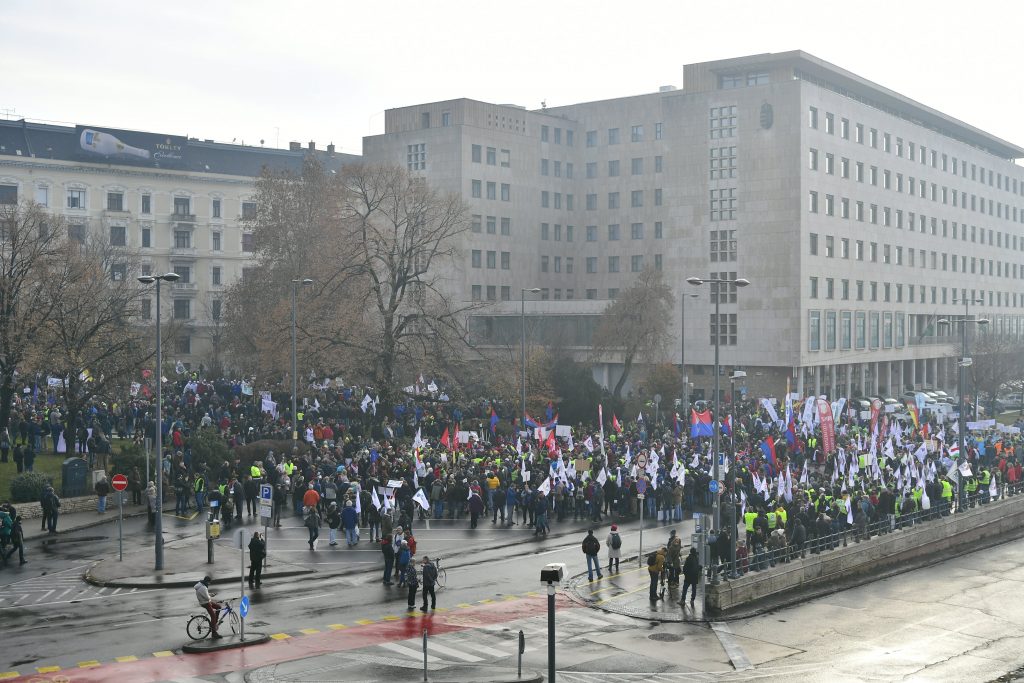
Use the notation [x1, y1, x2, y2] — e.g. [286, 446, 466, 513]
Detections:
[680, 292, 698, 423]
[291, 278, 313, 452]
[521, 288, 541, 425]
[137, 272, 180, 571]
[938, 297, 988, 513]
[686, 276, 749, 584]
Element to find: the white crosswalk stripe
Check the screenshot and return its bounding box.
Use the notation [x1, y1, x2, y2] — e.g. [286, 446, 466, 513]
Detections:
[0, 565, 149, 609]
[377, 641, 444, 663]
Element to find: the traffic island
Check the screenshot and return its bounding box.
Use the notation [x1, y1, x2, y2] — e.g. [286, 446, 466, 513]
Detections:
[565, 561, 708, 623]
[182, 632, 271, 653]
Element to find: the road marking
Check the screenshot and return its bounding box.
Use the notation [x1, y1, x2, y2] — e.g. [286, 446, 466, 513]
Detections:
[0, 672, 19, 680]
[594, 582, 652, 605]
[37, 665, 61, 673]
[299, 628, 320, 635]
[560, 611, 619, 628]
[378, 641, 443, 663]
[283, 592, 332, 602]
[711, 621, 753, 672]
[34, 589, 55, 603]
[423, 641, 484, 662]
[153, 651, 174, 657]
[115, 656, 138, 662]
[78, 660, 101, 668]
[356, 619, 375, 625]
[328, 623, 347, 630]
[381, 615, 401, 621]
[270, 633, 291, 640]
[457, 603, 473, 608]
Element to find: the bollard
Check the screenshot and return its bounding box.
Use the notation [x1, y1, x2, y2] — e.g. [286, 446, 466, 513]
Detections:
[422, 628, 428, 682]
[518, 629, 525, 678]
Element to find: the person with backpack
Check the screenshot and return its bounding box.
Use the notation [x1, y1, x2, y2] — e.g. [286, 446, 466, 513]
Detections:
[581, 529, 603, 581]
[647, 546, 666, 602]
[606, 524, 622, 574]
[0, 505, 13, 563]
[420, 556, 438, 611]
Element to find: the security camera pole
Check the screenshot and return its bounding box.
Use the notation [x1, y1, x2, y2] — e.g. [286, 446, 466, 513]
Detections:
[540, 563, 565, 683]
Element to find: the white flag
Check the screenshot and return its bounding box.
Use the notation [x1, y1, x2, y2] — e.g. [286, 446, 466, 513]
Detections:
[760, 398, 780, 424]
[583, 436, 594, 453]
[990, 476, 998, 499]
[597, 468, 607, 486]
[371, 487, 382, 510]
[413, 428, 426, 449]
[913, 442, 928, 463]
[355, 488, 362, 514]
[413, 488, 430, 511]
[361, 394, 373, 413]
[537, 477, 551, 496]
[846, 497, 854, 525]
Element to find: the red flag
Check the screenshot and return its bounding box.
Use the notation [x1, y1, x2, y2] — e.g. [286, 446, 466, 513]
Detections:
[440, 427, 451, 449]
[612, 414, 622, 434]
[545, 429, 556, 456]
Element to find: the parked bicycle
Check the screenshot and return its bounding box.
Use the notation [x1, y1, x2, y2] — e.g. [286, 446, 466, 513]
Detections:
[433, 557, 448, 590]
[187, 598, 240, 640]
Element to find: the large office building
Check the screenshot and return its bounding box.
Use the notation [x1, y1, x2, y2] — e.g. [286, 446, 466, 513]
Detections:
[0, 120, 357, 368]
[363, 50, 1024, 401]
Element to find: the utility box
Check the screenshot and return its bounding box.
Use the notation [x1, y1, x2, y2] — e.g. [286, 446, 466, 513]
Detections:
[61, 457, 88, 498]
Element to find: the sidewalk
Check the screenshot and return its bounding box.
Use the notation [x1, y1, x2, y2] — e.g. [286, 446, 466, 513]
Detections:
[86, 535, 315, 588]
[245, 657, 542, 683]
[565, 516, 708, 623]
[21, 500, 152, 542]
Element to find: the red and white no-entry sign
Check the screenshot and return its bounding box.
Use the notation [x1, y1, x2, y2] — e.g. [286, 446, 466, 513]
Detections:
[111, 473, 129, 491]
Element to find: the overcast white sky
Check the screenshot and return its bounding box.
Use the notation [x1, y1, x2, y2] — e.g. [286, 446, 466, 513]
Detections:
[4, 0, 1023, 156]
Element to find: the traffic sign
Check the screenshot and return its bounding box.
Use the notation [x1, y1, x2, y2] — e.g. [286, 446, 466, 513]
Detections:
[636, 478, 648, 495]
[111, 474, 128, 492]
[635, 452, 649, 469]
[708, 480, 720, 494]
[239, 595, 250, 618]
[259, 484, 273, 501]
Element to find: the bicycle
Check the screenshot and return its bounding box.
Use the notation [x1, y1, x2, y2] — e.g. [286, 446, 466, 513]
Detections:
[432, 557, 447, 591]
[187, 598, 240, 640]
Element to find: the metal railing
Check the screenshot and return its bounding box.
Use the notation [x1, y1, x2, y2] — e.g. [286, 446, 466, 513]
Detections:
[708, 481, 1020, 580]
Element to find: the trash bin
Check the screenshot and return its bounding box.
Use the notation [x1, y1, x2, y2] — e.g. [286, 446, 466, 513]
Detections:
[62, 457, 88, 498]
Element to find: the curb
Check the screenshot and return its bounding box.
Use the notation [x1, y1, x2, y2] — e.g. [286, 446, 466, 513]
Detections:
[84, 564, 314, 589]
[182, 632, 270, 653]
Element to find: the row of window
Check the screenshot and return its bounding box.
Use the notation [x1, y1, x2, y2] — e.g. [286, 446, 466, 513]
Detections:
[470, 180, 511, 201]
[107, 225, 252, 252]
[575, 254, 663, 273]
[471, 250, 511, 270]
[470, 215, 512, 236]
[584, 123, 664, 148]
[809, 229, 1024, 282]
[580, 156, 665, 179]
[541, 126, 575, 146]
[808, 105, 1024, 199]
[808, 148, 1024, 226]
[541, 222, 666, 242]
[471, 286, 620, 302]
[581, 189, 664, 210]
[809, 310, 905, 352]
[471, 144, 511, 168]
[0, 184, 255, 219]
[809, 276, 1024, 310]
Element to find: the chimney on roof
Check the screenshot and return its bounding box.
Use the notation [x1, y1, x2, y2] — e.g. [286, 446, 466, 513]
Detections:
[327, 143, 335, 154]
[289, 141, 301, 151]
[308, 141, 316, 151]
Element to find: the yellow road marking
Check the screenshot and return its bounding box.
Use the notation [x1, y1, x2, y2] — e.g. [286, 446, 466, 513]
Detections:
[407, 610, 426, 617]
[153, 651, 174, 658]
[37, 666, 61, 673]
[478, 599, 494, 604]
[524, 591, 540, 597]
[356, 619, 375, 625]
[457, 603, 473, 608]
[381, 615, 401, 621]
[433, 607, 449, 612]
[0, 672, 19, 680]
[78, 660, 101, 668]
[502, 595, 518, 601]
[328, 623, 347, 630]
[270, 633, 291, 640]
[299, 628, 320, 635]
[115, 656, 138, 663]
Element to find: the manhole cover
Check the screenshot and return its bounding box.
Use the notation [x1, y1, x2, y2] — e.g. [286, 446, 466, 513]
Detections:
[649, 633, 685, 642]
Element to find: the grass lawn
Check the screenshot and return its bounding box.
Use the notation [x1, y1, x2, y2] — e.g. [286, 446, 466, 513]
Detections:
[996, 411, 1024, 426]
[0, 452, 64, 502]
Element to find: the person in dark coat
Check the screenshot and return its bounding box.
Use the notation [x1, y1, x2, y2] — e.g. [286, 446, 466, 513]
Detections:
[247, 531, 266, 588]
[468, 491, 484, 529]
[381, 535, 395, 585]
[680, 547, 702, 606]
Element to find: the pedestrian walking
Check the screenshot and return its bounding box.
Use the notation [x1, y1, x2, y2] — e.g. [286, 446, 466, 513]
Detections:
[666, 532, 682, 586]
[95, 474, 110, 514]
[581, 529, 603, 581]
[680, 547, 702, 607]
[304, 505, 321, 549]
[247, 531, 266, 588]
[420, 556, 438, 611]
[606, 524, 622, 574]
[341, 500, 360, 546]
[40, 485, 59, 533]
[396, 540, 411, 587]
[326, 502, 341, 546]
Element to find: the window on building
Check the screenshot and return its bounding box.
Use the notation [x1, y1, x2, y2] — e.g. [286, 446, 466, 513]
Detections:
[241, 201, 257, 220]
[241, 233, 255, 252]
[808, 106, 818, 129]
[471, 285, 481, 301]
[711, 188, 737, 220]
[586, 257, 597, 273]
[655, 222, 663, 239]
[110, 263, 126, 281]
[631, 255, 644, 272]
[809, 310, 821, 350]
[173, 197, 191, 215]
[501, 286, 511, 301]
[174, 230, 191, 249]
[711, 229, 737, 262]
[109, 225, 126, 246]
[500, 217, 511, 235]
[106, 192, 124, 211]
[173, 298, 191, 320]
[631, 190, 643, 208]
[586, 225, 597, 242]
[586, 130, 597, 147]
[608, 192, 620, 209]
[608, 224, 620, 241]
[67, 189, 86, 209]
[472, 145, 481, 163]
[710, 106, 737, 138]
[608, 256, 620, 273]
[141, 227, 151, 248]
[608, 128, 620, 144]
[631, 125, 644, 142]
[141, 193, 151, 214]
[471, 251, 481, 269]
[406, 143, 427, 171]
[34, 186, 48, 207]
[711, 313, 738, 346]
[140, 298, 152, 320]
[212, 266, 222, 286]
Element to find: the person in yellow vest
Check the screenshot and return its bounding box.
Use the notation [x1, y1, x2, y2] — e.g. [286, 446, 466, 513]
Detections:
[965, 474, 978, 508]
[744, 508, 758, 545]
[980, 468, 992, 504]
[940, 478, 953, 515]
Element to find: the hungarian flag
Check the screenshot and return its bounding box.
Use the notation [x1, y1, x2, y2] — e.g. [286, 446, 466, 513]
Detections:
[489, 407, 499, 434]
[612, 413, 623, 434]
[440, 427, 451, 449]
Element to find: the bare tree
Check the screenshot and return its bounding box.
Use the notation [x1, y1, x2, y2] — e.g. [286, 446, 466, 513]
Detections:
[224, 161, 479, 412]
[969, 330, 1024, 413]
[591, 268, 676, 399]
[0, 200, 67, 436]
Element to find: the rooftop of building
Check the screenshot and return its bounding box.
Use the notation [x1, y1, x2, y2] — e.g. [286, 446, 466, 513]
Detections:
[0, 118, 361, 177]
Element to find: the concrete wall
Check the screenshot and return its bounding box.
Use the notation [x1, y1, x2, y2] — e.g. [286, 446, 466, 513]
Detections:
[707, 495, 1024, 614]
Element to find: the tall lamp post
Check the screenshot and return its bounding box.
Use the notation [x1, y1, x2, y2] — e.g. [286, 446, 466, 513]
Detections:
[291, 278, 314, 451]
[680, 292, 698, 422]
[686, 275, 749, 584]
[137, 272, 180, 571]
[937, 297, 987, 512]
[521, 288, 541, 425]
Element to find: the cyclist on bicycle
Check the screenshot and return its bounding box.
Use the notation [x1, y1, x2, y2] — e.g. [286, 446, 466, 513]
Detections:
[194, 575, 223, 639]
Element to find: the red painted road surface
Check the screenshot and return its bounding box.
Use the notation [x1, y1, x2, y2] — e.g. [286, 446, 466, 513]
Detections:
[12, 595, 573, 682]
